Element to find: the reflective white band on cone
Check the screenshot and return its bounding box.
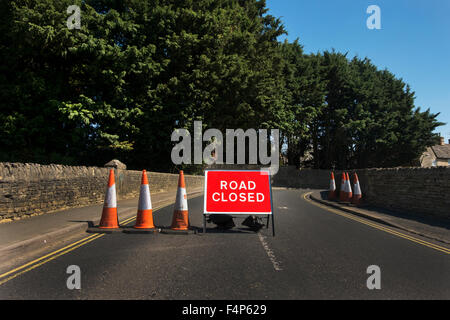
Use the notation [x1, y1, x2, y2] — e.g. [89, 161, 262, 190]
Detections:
[354, 182, 362, 195]
[138, 184, 152, 210]
[346, 179, 352, 195]
[104, 184, 117, 208]
[175, 187, 188, 211]
[330, 179, 336, 191]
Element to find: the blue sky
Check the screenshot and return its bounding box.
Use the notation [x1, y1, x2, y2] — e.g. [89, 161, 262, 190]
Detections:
[266, 0, 450, 143]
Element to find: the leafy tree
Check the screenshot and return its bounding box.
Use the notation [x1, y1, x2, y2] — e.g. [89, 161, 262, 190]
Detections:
[304, 52, 444, 169]
[0, 0, 444, 171]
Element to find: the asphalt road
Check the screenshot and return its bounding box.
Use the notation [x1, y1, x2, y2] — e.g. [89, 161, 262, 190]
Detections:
[1, 189, 449, 299]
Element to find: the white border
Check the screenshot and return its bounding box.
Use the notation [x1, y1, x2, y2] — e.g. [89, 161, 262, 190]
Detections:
[203, 169, 273, 215]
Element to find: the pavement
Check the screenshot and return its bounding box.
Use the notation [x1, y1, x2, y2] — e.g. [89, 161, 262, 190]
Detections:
[309, 190, 450, 246]
[0, 188, 203, 272]
[0, 188, 449, 299]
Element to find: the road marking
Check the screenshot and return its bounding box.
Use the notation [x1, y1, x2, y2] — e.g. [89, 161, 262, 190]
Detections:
[258, 232, 282, 271]
[0, 203, 173, 286]
[0, 196, 200, 286]
[303, 192, 450, 255]
[0, 233, 100, 281]
[0, 216, 134, 285]
[0, 233, 104, 285]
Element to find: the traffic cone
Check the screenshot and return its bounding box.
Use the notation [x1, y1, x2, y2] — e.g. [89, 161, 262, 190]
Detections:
[171, 170, 189, 230]
[134, 170, 155, 228]
[124, 170, 158, 234]
[351, 173, 362, 205]
[162, 170, 193, 234]
[339, 172, 346, 201]
[88, 169, 121, 233]
[328, 172, 337, 200]
[345, 172, 353, 202]
[99, 169, 119, 228]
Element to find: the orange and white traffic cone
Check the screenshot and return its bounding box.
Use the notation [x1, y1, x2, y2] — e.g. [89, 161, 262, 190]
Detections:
[125, 170, 158, 234]
[339, 172, 346, 201]
[99, 169, 119, 228]
[88, 169, 121, 233]
[171, 170, 189, 230]
[351, 173, 362, 206]
[163, 170, 193, 234]
[134, 170, 155, 229]
[345, 172, 353, 202]
[328, 172, 337, 200]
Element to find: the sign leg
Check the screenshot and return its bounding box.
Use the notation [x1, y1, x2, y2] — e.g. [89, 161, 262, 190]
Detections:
[271, 214, 275, 237]
[203, 215, 207, 234]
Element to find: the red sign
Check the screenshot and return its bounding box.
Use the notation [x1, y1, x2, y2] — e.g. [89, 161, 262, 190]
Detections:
[204, 170, 273, 214]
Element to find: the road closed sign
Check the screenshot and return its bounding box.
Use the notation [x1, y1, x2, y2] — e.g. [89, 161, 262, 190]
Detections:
[204, 170, 273, 214]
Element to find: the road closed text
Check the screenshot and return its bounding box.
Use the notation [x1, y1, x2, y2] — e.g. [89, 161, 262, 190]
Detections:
[211, 180, 265, 203]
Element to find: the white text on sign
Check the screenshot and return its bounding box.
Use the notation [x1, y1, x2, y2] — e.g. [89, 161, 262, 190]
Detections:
[212, 180, 265, 202]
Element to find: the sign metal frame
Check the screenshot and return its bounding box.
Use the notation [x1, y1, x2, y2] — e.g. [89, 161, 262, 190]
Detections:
[203, 169, 275, 236]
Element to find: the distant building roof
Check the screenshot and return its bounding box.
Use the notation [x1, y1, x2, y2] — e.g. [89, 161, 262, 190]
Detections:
[431, 144, 450, 159]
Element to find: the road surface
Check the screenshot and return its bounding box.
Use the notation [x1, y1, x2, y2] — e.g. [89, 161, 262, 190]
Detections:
[1, 189, 449, 299]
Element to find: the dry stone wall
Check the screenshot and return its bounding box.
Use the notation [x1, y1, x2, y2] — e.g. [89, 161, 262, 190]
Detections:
[1, 162, 448, 222]
[0, 163, 204, 221]
[273, 166, 450, 219]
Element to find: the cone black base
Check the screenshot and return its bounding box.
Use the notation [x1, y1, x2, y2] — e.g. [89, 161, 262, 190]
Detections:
[86, 227, 123, 234]
[123, 227, 160, 234]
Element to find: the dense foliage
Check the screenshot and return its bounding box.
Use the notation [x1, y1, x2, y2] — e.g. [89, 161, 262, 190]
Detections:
[0, 0, 443, 171]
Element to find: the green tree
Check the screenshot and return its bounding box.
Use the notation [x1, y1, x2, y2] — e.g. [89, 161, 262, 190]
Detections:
[0, 0, 288, 171]
[0, 0, 443, 171]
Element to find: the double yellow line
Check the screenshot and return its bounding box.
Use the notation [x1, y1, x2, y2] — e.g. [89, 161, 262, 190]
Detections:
[0, 215, 137, 286]
[303, 192, 450, 255]
[0, 196, 200, 287]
